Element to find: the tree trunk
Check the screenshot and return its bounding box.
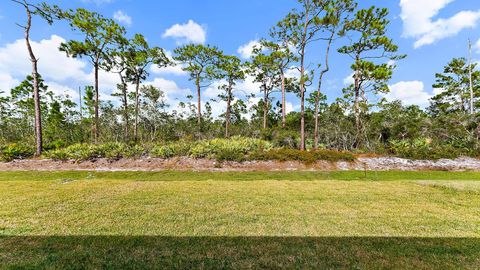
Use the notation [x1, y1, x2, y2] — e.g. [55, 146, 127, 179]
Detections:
[354, 70, 361, 139]
[299, 4, 310, 151]
[281, 72, 286, 129]
[313, 32, 334, 150]
[23, 4, 42, 156]
[134, 77, 140, 142]
[196, 75, 202, 127]
[225, 83, 232, 138]
[263, 86, 268, 130]
[469, 40, 474, 115]
[313, 96, 319, 150]
[119, 75, 129, 142]
[93, 62, 99, 144]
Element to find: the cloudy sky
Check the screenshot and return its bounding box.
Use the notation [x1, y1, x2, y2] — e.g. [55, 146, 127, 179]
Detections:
[0, 0, 480, 116]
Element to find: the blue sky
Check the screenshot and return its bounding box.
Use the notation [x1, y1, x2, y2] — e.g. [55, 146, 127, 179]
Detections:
[1, 0, 480, 116]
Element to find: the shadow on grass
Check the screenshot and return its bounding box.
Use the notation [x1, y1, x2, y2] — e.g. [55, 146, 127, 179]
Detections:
[1, 236, 479, 269]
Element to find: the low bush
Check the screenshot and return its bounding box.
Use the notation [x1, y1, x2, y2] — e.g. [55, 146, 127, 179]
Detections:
[45, 144, 99, 161]
[43, 140, 66, 151]
[45, 143, 145, 161]
[250, 148, 356, 164]
[150, 141, 192, 159]
[0, 143, 35, 162]
[389, 139, 464, 160]
[190, 136, 273, 159]
[271, 129, 300, 149]
[215, 149, 246, 162]
[96, 143, 144, 160]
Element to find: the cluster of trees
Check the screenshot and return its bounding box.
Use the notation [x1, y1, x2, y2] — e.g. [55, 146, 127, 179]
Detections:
[1, 0, 480, 157]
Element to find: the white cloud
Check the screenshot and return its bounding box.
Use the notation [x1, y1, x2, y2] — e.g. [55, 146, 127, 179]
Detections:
[285, 66, 300, 80]
[113, 10, 132, 26]
[285, 101, 294, 114]
[384, 81, 432, 107]
[0, 35, 88, 82]
[0, 35, 127, 102]
[204, 74, 262, 100]
[150, 64, 187, 76]
[145, 77, 191, 103]
[47, 81, 80, 101]
[237, 40, 260, 59]
[400, 0, 480, 48]
[162, 20, 206, 45]
[0, 34, 195, 112]
[0, 73, 19, 92]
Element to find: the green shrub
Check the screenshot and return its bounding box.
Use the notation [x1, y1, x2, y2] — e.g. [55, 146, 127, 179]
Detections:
[190, 136, 272, 159]
[45, 149, 70, 161]
[45, 143, 145, 161]
[271, 129, 299, 149]
[389, 139, 462, 160]
[125, 145, 145, 158]
[43, 140, 66, 151]
[250, 148, 355, 164]
[150, 141, 192, 159]
[215, 149, 246, 162]
[97, 143, 144, 160]
[0, 143, 35, 162]
[45, 144, 97, 161]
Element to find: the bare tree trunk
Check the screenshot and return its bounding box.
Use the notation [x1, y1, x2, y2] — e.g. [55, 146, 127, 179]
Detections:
[225, 84, 232, 138]
[196, 75, 202, 126]
[314, 33, 334, 150]
[134, 77, 140, 142]
[313, 97, 320, 150]
[354, 71, 361, 139]
[93, 62, 99, 144]
[263, 86, 268, 130]
[23, 4, 42, 156]
[299, 4, 310, 151]
[281, 72, 286, 129]
[119, 75, 129, 142]
[469, 39, 474, 115]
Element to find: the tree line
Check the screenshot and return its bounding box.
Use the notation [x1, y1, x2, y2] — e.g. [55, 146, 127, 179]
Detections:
[1, 0, 479, 158]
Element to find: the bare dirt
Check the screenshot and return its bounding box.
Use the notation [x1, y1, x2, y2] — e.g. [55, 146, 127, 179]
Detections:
[1, 156, 480, 172]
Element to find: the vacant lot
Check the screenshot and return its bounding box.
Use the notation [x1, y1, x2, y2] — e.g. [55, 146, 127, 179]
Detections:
[1, 171, 479, 269]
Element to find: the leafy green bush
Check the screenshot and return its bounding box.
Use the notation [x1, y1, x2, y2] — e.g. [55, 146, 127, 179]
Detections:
[250, 148, 355, 164]
[150, 141, 192, 159]
[190, 136, 272, 159]
[215, 149, 246, 162]
[96, 143, 145, 160]
[0, 143, 35, 162]
[389, 139, 463, 160]
[43, 140, 66, 151]
[45, 143, 144, 161]
[45, 144, 98, 161]
[271, 129, 299, 149]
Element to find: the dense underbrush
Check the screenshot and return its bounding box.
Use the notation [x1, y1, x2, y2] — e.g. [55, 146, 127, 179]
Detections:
[1, 136, 479, 163]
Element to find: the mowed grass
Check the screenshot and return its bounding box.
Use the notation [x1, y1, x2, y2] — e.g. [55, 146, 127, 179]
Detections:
[0, 171, 480, 269]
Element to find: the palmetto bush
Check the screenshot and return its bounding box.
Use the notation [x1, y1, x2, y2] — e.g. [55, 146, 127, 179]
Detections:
[0, 143, 35, 162]
[46, 143, 145, 161]
[150, 141, 192, 159]
[389, 138, 463, 160]
[189, 136, 273, 159]
[150, 137, 273, 160]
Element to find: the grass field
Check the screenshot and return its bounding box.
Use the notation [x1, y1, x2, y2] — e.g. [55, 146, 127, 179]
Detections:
[1, 171, 479, 269]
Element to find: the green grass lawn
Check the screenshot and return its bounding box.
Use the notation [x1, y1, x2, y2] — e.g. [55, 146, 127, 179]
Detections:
[1, 171, 479, 269]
